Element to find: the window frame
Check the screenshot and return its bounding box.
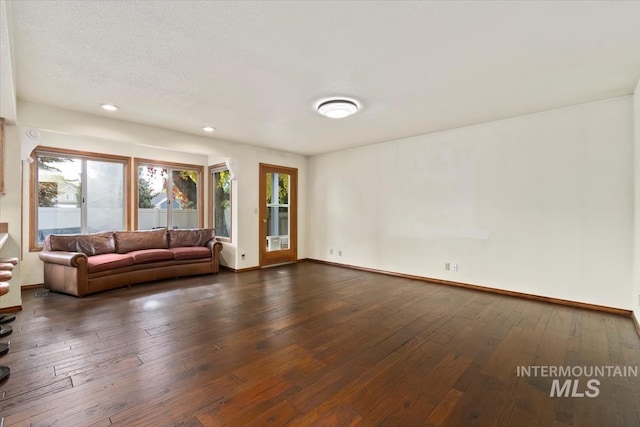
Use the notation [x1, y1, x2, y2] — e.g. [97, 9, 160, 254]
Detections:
[134, 158, 204, 230]
[30, 146, 131, 251]
[208, 162, 232, 242]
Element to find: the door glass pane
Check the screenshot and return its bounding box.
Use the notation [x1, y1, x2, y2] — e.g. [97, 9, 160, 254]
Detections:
[266, 173, 273, 205]
[266, 172, 290, 251]
[137, 166, 168, 230]
[86, 160, 125, 232]
[171, 169, 199, 229]
[37, 156, 81, 244]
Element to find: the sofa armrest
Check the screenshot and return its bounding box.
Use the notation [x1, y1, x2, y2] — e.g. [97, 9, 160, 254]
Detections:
[207, 240, 223, 254]
[39, 250, 88, 267]
[207, 240, 223, 273]
[40, 250, 89, 297]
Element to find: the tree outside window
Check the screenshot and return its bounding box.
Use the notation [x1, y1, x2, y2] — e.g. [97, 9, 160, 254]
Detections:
[136, 161, 202, 230]
[213, 167, 231, 239]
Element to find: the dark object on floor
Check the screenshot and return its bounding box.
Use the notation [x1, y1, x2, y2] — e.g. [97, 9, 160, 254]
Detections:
[0, 313, 15, 324]
[0, 365, 9, 383]
[0, 325, 12, 338]
[0, 342, 8, 356]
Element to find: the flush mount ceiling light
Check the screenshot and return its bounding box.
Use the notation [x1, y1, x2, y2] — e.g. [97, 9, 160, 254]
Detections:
[317, 99, 359, 119]
[100, 103, 119, 112]
[202, 126, 216, 132]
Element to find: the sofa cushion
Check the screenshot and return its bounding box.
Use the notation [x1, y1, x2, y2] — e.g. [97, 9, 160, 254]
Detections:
[169, 228, 215, 248]
[50, 234, 94, 255]
[170, 246, 211, 260]
[49, 232, 115, 256]
[87, 253, 134, 274]
[129, 249, 175, 264]
[115, 229, 168, 254]
[92, 232, 116, 255]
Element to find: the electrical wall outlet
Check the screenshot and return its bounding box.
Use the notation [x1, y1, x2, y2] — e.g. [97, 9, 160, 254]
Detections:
[241, 252, 245, 260]
[338, 250, 342, 256]
[330, 248, 333, 255]
[445, 262, 450, 271]
[451, 263, 458, 272]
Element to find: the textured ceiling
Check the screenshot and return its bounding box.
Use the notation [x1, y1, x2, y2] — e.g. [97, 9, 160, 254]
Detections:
[6, 1, 640, 155]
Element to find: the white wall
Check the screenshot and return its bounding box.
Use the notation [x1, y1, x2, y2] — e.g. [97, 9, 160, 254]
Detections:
[0, 0, 17, 123]
[0, 124, 22, 309]
[308, 96, 634, 310]
[633, 80, 640, 324]
[6, 102, 306, 294]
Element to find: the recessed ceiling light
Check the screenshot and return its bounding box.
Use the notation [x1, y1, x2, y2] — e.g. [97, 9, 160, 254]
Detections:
[100, 103, 119, 111]
[317, 99, 359, 119]
[203, 126, 216, 132]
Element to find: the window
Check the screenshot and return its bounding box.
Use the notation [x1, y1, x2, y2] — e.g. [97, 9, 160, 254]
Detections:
[209, 163, 231, 241]
[266, 171, 290, 250]
[31, 147, 129, 249]
[135, 159, 203, 230]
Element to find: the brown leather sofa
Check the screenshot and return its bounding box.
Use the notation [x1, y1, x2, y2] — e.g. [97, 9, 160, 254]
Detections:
[39, 228, 223, 297]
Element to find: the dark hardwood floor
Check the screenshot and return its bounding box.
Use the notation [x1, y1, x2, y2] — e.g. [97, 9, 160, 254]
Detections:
[0, 261, 638, 426]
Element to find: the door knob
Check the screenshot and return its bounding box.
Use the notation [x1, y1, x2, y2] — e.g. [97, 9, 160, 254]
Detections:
[262, 219, 267, 223]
